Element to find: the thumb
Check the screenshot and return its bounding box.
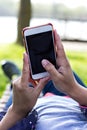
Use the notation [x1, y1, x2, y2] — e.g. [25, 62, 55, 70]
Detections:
[42, 59, 58, 79]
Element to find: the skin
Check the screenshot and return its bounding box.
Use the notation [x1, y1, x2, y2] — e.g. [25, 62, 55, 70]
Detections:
[42, 30, 87, 106]
[0, 53, 49, 130]
[0, 30, 87, 130]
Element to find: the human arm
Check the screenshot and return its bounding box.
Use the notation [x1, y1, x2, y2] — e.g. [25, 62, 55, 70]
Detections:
[0, 53, 49, 130]
[0, 106, 24, 130]
[42, 30, 87, 106]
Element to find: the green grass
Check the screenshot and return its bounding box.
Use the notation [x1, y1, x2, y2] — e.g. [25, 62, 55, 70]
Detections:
[0, 43, 87, 97]
[0, 43, 24, 97]
[66, 51, 87, 86]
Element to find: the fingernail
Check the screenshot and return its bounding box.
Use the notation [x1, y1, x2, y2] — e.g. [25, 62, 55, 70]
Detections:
[42, 59, 49, 67]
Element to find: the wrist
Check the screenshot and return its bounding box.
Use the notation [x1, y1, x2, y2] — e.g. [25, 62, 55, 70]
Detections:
[0, 106, 24, 130]
[9, 105, 24, 120]
[68, 82, 87, 106]
[67, 81, 78, 98]
[10, 105, 28, 120]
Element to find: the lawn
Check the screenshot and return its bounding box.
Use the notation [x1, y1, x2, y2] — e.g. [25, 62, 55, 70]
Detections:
[0, 43, 87, 97]
[0, 43, 24, 97]
[66, 51, 87, 86]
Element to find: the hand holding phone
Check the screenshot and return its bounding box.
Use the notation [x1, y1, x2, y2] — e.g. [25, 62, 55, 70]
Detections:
[22, 23, 56, 80]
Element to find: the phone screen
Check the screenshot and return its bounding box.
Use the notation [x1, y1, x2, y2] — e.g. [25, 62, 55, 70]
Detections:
[26, 31, 56, 75]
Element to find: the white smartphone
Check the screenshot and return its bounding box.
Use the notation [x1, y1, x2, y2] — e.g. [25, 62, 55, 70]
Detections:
[22, 23, 56, 80]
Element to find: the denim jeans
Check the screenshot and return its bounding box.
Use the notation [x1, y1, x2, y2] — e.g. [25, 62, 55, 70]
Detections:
[5, 71, 86, 109]
[43, 71, 86, 96]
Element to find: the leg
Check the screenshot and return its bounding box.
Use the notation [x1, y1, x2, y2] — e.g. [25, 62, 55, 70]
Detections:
[43, 71, 86, 96]
[43, 80, 66, 96]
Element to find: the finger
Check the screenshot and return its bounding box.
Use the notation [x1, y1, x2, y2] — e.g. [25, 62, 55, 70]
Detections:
[12, 76, 21, 89]
[35, 76, 50, 96]
[54, 29, 63, 50]
[21, 53, 30, 83]
[29, 78, 37, 86]
[54, 30, 66, 58]
[42, 59, 60, 81]
[54, 30, 68, 66]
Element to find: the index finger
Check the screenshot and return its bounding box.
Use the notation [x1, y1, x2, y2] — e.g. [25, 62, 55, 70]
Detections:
[54, 30, 68, 66]
[21, 53, 30, 84]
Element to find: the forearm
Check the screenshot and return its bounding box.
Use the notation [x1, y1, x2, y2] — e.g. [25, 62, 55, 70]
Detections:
[68, 82, 87, 106]
[0, 106, 23, 130]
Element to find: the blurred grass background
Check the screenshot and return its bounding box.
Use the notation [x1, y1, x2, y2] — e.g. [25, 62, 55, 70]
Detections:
[0, 43, 87, 97]
[0, 43, 24, 97]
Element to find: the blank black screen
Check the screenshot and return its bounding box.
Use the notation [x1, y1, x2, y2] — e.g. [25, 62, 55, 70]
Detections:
[26, 31, 56, 74]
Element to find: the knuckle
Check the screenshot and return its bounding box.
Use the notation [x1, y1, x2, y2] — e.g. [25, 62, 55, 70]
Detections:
[12, 77, 21, 89]
[23, 66, 29, 74]
[12, 79, 17, 87]
[47, 64, 55, 73]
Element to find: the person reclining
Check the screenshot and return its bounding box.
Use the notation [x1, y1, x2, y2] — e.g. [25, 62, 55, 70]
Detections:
[0, 30, 87, 130]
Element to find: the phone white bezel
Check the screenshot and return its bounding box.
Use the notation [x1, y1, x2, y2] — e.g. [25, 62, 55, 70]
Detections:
[23, 24, 54, 80]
